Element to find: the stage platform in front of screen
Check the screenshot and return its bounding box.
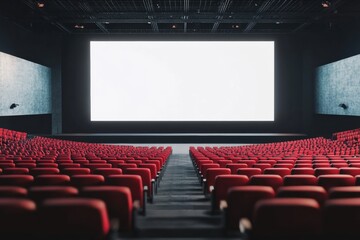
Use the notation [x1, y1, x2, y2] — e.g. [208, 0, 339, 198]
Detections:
[40, 132, 308, 145]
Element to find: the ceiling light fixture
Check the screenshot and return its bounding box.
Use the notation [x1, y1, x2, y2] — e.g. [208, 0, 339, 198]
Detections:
[37, 1, 45, 8]
[171, 24, 177, 29]
[321, 1, 331, 8]
[74, 24, 85, 29]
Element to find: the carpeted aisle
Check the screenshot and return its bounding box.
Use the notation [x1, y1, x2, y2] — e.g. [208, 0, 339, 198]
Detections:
[120, 153, 239, 239]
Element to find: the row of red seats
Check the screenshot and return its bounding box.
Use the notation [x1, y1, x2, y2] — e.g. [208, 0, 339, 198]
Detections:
[0, 197, 111, 240]
[0, 128, 27, 143]
[333, 128, 360, 141]
[222, 185, 360, 239]
[0, 185, 133, 232]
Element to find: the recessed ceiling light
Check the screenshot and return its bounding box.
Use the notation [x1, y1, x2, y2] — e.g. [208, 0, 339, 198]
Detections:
[232, 24, 240, 29]
[321, 1, 331, 8]
[276, 21, 281, 24]
[74, 24, 84, 29]
[171, 24, 177, 29]
[37, 1, 45, 8]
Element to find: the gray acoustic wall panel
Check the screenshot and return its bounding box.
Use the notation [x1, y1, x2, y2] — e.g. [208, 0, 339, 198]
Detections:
[0, 52, 51, 116]
[315, 54, 360, 116]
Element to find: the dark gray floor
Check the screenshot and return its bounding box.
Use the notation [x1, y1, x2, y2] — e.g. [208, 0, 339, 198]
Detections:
[119, 154, 240, 239]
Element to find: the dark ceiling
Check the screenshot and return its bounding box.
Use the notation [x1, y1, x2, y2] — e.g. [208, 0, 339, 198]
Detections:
[1, 0, 360, 34]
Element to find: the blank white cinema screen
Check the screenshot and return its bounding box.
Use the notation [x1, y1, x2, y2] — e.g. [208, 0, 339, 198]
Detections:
[90, 41, 274, 121]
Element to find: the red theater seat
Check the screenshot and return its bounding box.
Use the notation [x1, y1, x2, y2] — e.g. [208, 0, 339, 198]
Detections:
[212, 175, 249, 210]
[249, 175, 283, 190]
[318, 174, 355, 190]
[314, 167, 339, 177]
[252, 163, 272, 173]
[237, 168, 262, 178]
[226, 163, 248, 174]
[225, 186, 275, 230]
[328, 186, 360, 199]
[0, 186, 27, 198]
[125, 168, 153, 202]
[291, 168, 315, 175]
[324, 198, 360, 239]
[28, 186, 78, 202]
[0, 175, 34, 187]
[93, 168, 122, 176]
[216, 160, 232, 168]
[250, 198, 322, 240]
[71, 174, 105, 187]
[106, 175, 145, 213]
[0, 198, 37, 239]
[339, 167, 360, 177]
[83, 163, 112, 171]
[203, 168, 231, 194]
[263, 168, 291, 178]
[34, 174, 71, 186]
[39, 198, 110, 240]
[2, 167, 29, 174]
[81, 186, 133, 231]
[283, 175, 318, 186]
[30, 167, 60, 176]
[62, 167, 91, 176]
[276, 186, 327, 205]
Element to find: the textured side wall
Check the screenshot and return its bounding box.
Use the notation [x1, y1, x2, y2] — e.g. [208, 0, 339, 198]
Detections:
[315, 54, 360, 116]
[0, 52, 51, 116]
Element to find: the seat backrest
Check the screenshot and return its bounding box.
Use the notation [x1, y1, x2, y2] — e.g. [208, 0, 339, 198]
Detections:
[226, 186, 275, 230]
[0, 186, 27, 198]
[62, 167, 91, 176]
[314, 167, 339, 177]
[39, 198, 110, 240]
[277, 186, 328, 205]
[283, 175, 318, 186]
[323, 198, 360, 238]
[28, 186, 78, 202]
[339, 167, 360, 177]
[2, 167, 30, 175]
[82, 163, 112, 171]
[291, 168, 315, 175]
[93, 168, 122, 177]
[200, 164, 220, 176]
[318, 174, 355, 191]
[106, 175, 144, 208]
[213, 175, 249, 209]
[0, 198, 37, 238]
[263, 168, 291, 178]
[125, 168, 152, 197]
[252, 198, 322, 239]
[204, 168, 231, 193]
[252, 163, 272, 173]
[0, 174, 34, 187]
[138, 163, 157, 179]
[328, 186, 360, 199]
[34, 174, 71, 186]
[237, 168, 262, 178]
[81, 186, 133, 231]
[30, 167, 60, 176]
[226, 163, 248, 174]
[249, 174, 283, 190]
[71, 174, 105, 187]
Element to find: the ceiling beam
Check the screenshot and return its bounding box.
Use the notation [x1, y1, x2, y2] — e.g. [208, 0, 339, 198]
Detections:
[244, 0, 276, 32]
[54, 16, 308, 24]
[22, 0, 71, 33]
[292, 0, 347, 33]
[143, 0, 158, 32]
[211, 0, 232, 33]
